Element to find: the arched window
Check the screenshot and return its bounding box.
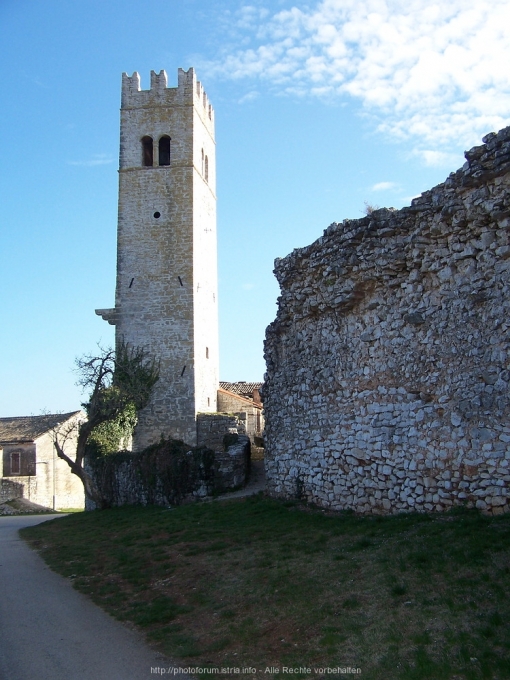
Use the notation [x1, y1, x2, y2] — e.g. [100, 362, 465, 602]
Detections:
[204, 155, 209, 182]
[159, 135, 171, 166]
[141, 136, 153, 167]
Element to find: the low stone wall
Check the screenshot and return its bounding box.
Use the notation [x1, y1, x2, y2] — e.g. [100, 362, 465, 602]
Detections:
[85, 414, 251, 509]
[264, 126, 510, 515]
[214, 436, 251, 491]
[0, 479, 24, 503]
[196, 412, 246, 450]
[197, 412, 251, 491]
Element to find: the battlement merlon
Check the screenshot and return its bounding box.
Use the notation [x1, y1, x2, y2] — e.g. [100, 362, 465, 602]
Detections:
[120, 68, 215, 127]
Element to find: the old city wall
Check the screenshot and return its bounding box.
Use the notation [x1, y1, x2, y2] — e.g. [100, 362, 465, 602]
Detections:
[263, 127, 510, 515]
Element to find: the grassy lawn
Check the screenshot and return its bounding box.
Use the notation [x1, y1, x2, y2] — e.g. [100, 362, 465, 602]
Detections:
[21, 495, 510, 680]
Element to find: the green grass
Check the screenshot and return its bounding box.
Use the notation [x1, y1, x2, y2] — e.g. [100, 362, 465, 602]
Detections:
[21, 496, 510, 680]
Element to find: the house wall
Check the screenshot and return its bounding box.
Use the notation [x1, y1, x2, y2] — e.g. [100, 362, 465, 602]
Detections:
[217, 390, 264, 441]
[0, 421, 84, 510]
[33, 431, 84, 510]
[264, 126, 510, 515]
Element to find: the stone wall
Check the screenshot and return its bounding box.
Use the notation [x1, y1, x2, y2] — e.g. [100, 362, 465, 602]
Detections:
[264, 126, 510, 515]
[0, 479, 24, 503]
[197, 413, 251, 490]
[85, 414, 250, 509]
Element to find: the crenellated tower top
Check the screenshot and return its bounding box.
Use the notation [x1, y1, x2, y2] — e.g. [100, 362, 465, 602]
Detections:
[121, 67, 214, 134]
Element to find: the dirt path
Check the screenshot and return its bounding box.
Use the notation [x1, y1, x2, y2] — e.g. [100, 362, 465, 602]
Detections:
[0, 514, 186, 680]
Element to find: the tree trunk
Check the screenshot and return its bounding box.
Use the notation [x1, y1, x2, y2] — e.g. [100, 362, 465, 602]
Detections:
[54, 439, 110, 509]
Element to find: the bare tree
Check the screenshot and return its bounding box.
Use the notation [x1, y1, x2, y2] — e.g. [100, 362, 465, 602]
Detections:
[53, 342, 159, 508]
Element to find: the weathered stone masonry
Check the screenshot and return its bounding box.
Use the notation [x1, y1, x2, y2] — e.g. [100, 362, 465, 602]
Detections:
[264, 126, 510, 515]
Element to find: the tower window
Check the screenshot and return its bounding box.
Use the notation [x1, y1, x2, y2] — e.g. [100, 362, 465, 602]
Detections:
[205, 155, 209, 182]
[142, 136, 153, 167]
[206, 347, 209, 359]
[201, 148, 204, 175]
[159, 135, 171, 166]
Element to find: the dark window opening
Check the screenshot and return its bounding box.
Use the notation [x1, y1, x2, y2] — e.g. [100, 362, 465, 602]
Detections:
[159, 136, 171, 166]
[142, 136, 153, 167]
[153, 211, 161, 219]
[205, 155, 209, 182]
[11, 453, 20, 475]
[206, 347, 209, 359]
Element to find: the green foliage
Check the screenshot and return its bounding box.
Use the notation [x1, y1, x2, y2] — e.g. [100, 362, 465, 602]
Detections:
[78, 341, 159, 432]
[86, 403, 137, 458]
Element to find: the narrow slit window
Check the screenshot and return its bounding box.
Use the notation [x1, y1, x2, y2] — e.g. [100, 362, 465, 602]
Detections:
[11, 452, 20, 475]
[205, 155, 209, 182]
[159, 135, 171, 166]
[206, 347, 209, 359]
[142, 136, 153, 167]
[201, 148, 204, 176]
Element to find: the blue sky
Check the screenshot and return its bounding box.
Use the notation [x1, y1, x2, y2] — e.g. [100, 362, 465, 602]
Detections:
[1, 0, 509, 416]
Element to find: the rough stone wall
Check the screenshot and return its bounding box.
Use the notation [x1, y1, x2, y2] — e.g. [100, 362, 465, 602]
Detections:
[97, 68, 219, 450]
[197, 413, 251, 489]
[264, 127, 510, 515]
[85, 422, 250, 510]
[196, 412, 246, 450]
[0, 479, 24, 503]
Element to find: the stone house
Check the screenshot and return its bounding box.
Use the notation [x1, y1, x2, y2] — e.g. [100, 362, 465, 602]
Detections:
[218, 382, 264, 443]
[0, 412, 85, 510]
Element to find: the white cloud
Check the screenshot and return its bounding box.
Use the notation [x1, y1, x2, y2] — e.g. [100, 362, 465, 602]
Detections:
[417, 149, 461, 167]
[372, 181, 398, 191]
[206, 0, 510, 161]
[67, 154, 114, 167]
[242, 283, 255, 290]
[238, 90, 260, 104]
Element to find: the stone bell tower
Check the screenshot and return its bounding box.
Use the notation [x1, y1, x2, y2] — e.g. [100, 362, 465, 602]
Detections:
[96, 68, 219, 449]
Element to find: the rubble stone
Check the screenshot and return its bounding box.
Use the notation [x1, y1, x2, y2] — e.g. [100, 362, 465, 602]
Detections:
[263, 126, 510, 515]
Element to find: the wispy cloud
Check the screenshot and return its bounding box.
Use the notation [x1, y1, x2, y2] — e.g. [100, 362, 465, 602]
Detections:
[238, 90, 260, 104]
[205, 0, 510, 162]
[67, 154, 114, 167]
[371, 181, 399, 192]
[242, 283, 255, 290]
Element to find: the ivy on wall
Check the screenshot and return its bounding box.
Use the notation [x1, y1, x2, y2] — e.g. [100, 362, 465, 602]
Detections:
[86, 403, 138, 458]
